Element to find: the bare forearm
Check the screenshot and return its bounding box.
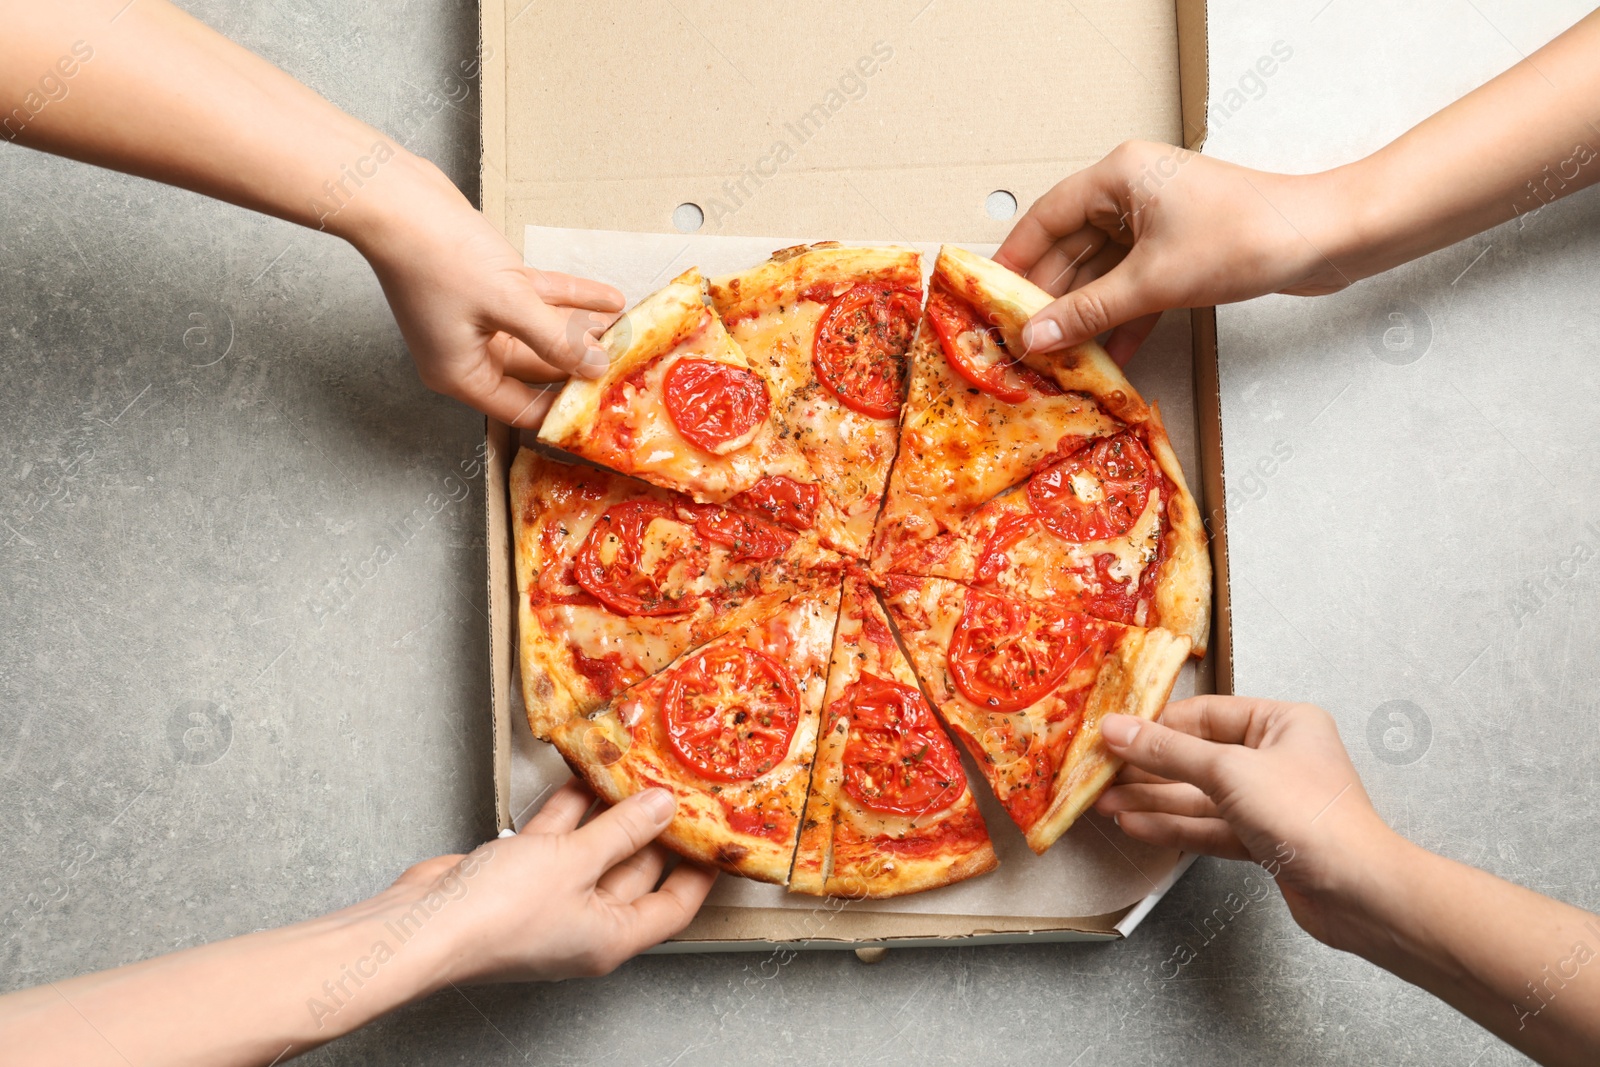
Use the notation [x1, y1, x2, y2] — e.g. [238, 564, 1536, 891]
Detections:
[1334, 835, 1600, 1066]
[1330, 9, 1600, 280]
[0, 0, 458, 251]
[0, 886, 457, 1065]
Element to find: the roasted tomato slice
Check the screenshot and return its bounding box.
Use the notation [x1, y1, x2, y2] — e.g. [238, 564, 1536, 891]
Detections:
[948, 590, 1095, 711]
[572, 500, 695, 617]
[812, 282, 922, 418]
[925, 286, 1054, 403]
[1028, 432, 1156, 543]
[663, 358, 770, 454]
[730, 474, 819, 531]
[663, 645, 800, 782]
[682, 502, 794, 562]
[835, 673, 965, 816]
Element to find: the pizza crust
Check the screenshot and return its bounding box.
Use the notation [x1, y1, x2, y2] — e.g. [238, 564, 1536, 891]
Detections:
[707, 243, 921, 320]
[1142, 404, 1212, 656]
[1023, 624, 1190, 854]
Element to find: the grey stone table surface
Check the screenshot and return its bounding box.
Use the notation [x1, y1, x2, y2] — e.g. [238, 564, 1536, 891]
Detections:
[3, 0, 1596, 1064]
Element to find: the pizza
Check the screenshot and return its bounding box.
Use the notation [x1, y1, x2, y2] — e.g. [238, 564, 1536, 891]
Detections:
[879, 573, 1191, 854]
[709, 244, 923, 557]
[790, 571, 997, 898]
[537, 268, 852, 553]
[879, 410, 1210, 652]
[519, 241, 1213, 897]
[876, 246, 1209, 646]
[551, 584, 839, 884]
[510, 449, 840, 738]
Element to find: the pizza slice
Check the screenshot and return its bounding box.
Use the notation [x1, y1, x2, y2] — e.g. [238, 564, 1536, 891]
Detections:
[551, 582, 841, 884]
[511, 448, 840, 739]
[538, 268, 851, 553]
[881, 407, 1210, 654]
[709, 243, 923, 557]
[871, 244, 1158, 571]
[790, 571, 997, 898]
[879, 574, 1189, 854]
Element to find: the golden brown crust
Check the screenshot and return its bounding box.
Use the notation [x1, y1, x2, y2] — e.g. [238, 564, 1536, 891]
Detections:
[1022, 625, 1190, 854]
[511, 448, 590, 737]
[790, 573, 997, 898]
[1143, 403, 1212, 656]
[707, 244, 921, 322]
[551, 584, 841, 884]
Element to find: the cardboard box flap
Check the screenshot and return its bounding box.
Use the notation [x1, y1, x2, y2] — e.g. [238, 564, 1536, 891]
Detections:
[483, 0, 1191, 245]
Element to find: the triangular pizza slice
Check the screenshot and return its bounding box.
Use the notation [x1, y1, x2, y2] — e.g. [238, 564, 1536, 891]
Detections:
[709, 244, 923, 557]
[512, 449, 841, 739]
[880, 574, 1189, 854]
[880, 406, 1210, 654]
[539, 268, 853, 554]
[872, 245, 1162, 571]
[552, 582, 841, 884]
[790, 571, 997, 898]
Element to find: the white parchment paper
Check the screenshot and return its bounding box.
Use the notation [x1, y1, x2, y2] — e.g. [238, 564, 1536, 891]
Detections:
[511, 225, 1197, 921]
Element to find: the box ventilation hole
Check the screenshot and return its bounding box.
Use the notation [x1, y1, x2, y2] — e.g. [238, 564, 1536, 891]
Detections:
[985, 189, 1018, 221]
[672, 202, 705, 233]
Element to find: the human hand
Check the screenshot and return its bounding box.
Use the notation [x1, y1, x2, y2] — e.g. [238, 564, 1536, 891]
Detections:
[1094, 696, 1403, 950]
[391, 780, 716, 983]
[994, 141, 1361, 364]
[351, 168, 624, 429]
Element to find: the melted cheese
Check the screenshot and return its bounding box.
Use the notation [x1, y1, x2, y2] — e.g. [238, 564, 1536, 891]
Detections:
[884, 327, 1124, 538]
[727, 300, 899, 548]
[549, 603, 687, 676]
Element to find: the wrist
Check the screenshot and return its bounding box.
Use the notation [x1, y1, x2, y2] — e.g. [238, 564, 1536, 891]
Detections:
[1307, 150, 1421, 284]
[319, 148, 475, 264]
[1306, 821, 1430, 960]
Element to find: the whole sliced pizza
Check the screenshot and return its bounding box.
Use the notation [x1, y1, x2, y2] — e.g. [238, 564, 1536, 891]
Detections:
[517, 243, 1212, 896]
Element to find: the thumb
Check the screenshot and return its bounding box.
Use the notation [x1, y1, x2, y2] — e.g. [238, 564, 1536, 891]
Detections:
[1100, 713, 1228, 794]
[492, 284, 613, 380]
[1021, 268, 1152, 355]
[574, 788, 677, 876]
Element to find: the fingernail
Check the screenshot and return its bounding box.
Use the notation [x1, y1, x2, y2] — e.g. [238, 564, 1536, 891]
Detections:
[1023, 317, 1063, 353]
[578, 346, 610, 379]
[640, 788, 676, 823]
[1101, 715, 1140, 748]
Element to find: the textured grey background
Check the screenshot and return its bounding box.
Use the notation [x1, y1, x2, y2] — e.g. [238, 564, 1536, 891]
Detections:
[2, 1, 1595, 1064]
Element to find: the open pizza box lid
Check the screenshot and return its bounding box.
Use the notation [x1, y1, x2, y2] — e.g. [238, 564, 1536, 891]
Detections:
[478, 0, 1232, 949]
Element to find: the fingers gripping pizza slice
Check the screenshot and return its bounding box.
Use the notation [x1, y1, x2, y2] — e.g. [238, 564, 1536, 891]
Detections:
[871, 245, 1165, 571]
[551, 583, 841, 884]
[538, 268, 851, 553]
[709, 244, 923, 558]
[511, 449, 840, 739]
[790, 572, 997, 898]
[880, 574, 1189, 854]
[882, 408, 1211, 654]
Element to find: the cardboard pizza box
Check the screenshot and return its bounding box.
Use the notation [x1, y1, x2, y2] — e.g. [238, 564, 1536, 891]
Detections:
[478, 0, 1230, 949]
